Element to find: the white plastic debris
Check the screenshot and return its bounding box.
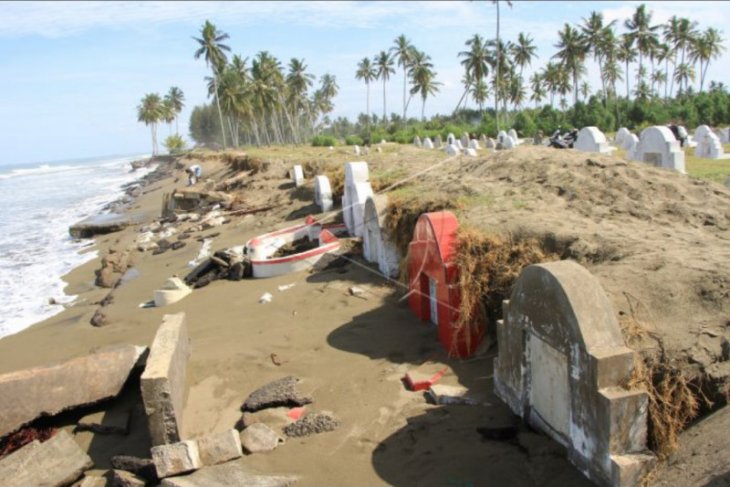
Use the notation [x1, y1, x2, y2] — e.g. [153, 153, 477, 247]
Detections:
[259, 292, 273, 304]
[278, 283, 296, 292]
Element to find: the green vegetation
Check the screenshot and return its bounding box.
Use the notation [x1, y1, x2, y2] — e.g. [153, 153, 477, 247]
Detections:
[163, 134, 187, 154]
[136, 87, 185, 155]
[311, 135, 337, 147]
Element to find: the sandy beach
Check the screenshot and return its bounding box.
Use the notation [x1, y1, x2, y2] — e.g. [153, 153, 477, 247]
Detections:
[0, 143, 728, 486]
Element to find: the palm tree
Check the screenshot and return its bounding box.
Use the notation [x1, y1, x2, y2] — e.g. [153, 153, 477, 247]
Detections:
[509, 74, 526, 109]
[617, 34, 636, 99]
[690, 28, 726, 92]
[160, 98, 175, 135]
[193, 20, 231, 147]
[137, 93, 162, 156]
[286, 58, 315, 142]
[511, 32, 537, 79]
[581, 11, 616, 101]
[673, 63, 695, 94]
[470, 79, 490, 112]
[374, 51, 395, 123]
[553, 23, 587, 105]
[409, 53, 441, 120]
[458, 34, 490, 114]
[624, 4, 660, 86]
[355, 57, 377, 135]
[165, 87, 185, 135]
[492, 0, 512, 130]
[579, 81, 590, 101]
[667, 17, 698, 95]
[529, 72, 544, 107]
[390, 35, 414, 124]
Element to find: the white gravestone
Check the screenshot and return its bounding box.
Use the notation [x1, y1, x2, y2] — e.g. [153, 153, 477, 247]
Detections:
[423, 137, 434, 150]
[413, 136, 422, 148]
[574, 126, 614, 154]
[342, 162, 373, 237]
[468, 139, 480, 150]
[363, 194, 400, 278]
[632, 126, 686, 173]
[291, 165, 304, 187]
[445, 144, 459, 156]
[694, 125, 726, 159]
[314, 175, 333, 213]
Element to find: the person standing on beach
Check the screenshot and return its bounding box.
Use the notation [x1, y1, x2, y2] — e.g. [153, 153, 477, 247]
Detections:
[186, 164, 202, 185]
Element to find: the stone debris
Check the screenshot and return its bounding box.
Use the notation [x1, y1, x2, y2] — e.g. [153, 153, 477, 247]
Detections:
[197, 429, 243, 466]
[159, 462, 298, 487]
[89, 308, 109, 327]
[0, 344, 146, 438]
[110, 455, 159, 484]
[283, 411, 340, 438]
[426, 384, 484, 406]
[141, 313, 190, 446]
[348, 286, 366, 297]
[0, 430, 93, 487]
[242, 376, 313, 412]
[112, 469, 147, 487]
[240, 423, 285, 453]
[76, 408, 131, 435]
[151, 440, 202, 478]
[70, 213, 133, 239]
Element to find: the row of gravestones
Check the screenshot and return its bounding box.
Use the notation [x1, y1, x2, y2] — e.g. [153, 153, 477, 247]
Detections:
[294, 159, 655, 486]
[617, 124, 728, 164]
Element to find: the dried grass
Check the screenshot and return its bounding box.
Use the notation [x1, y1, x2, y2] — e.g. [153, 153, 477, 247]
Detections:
[383, 194, 458, 259]
[453, 228, 554, 347]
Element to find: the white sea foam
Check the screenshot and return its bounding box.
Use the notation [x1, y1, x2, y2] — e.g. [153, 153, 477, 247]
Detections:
[0, 154, 154, 338]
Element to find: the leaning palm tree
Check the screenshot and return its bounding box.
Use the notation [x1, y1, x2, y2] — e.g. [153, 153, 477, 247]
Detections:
[617, 34, 637, 99]
[409, 60, 442, 121]
[193, 20, 231, 148]
[458, 34, 490, 114]
[390, 35, 414, 124]
[374, 51, 395, 123]
[690, 28, 726, 92]
[581, 12, 617, 101]
[137, 93, 162, 156]
[165, 87, 185, 135]
[553, 23, 587, 105]
[355, 57, 377, 136]
[665, 17, 698, 96]
[160, 98, 175, 135]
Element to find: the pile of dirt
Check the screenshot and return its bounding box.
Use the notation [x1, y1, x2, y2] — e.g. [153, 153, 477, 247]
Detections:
[272, 237, 319, 258]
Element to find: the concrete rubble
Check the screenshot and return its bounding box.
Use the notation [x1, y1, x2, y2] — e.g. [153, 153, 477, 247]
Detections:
[110, 455, 159, 484]
[197, 429, 243, 465]
[141, 312, 191, 446]
[69, 213, 134, 239]
[76, 408, 131, 435]
[112, 469, 147, 487]
[242, 376, 312, 412]
[240, 423, 285, 453]
[0, 344, 147, 438]
[159, 462, 298, 487]
[151, 440, 202, 478]
[283, 411, 340, 438]
[0, 430, 93, 487]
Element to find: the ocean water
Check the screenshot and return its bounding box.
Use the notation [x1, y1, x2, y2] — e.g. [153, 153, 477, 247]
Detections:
[0, 154, 156, 339]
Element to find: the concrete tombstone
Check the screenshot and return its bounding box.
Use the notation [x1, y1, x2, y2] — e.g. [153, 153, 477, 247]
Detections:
[291, 165, 304, 188]
[694, 125, 725, 159]
[342, 162, 373, 237]
[631, 126, 686, 173]
[413, 136, 422, 147]
[362, 194, 400, 278]
[494, 261, 654, 487]
[615, 127, 631, 146]
[314, 175, 333, 213]
[574, 126, 614, 154]
[460, 133, 469, 148]
[468, 139, 480, 150]
[507, 129, 518, 141]
[434, 135, 443, 148]
[423, 137, 434, 150]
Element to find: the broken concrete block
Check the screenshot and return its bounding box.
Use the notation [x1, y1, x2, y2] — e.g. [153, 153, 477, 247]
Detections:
[426, 384, 484, 406]
[141, 313, 190, 445]
[242, 376, 312, 412]
[0, 430, 93, 487]
[70, 213, 132, 239]
[240, 423, 285, 453]
[160, 461, 298, 487]
[77, 408, 131, 435]
[0, 344, 146, 438]
[153, 277, 192, 307]
[197, 429, 243, 465]
[151, 440, 202, 479]
[283, 411, 339, 438]
[112, 469, 147, 487]
[110, 455, 158, 484]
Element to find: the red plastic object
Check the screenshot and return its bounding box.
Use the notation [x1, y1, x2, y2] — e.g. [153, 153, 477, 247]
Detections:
[403, 367, 447, 391]
[407, 211, 484, 358]
[287, 407, 306, 421]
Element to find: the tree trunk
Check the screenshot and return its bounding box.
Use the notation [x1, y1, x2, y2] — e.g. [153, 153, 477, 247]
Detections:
[150, 125, 155, 156]
[625, 60, 630, 99]
[495, 0, 501, 131]
[212, 76, 227, 148]
[403, 66, 407, 127]
[366, 82, 371, 137]
[382, 78, 387, 124]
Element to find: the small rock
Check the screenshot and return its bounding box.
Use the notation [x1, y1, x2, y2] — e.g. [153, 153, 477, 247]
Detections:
[112, 469, 146, 487]
[48, 297, 58, 305]
[110, 455, 158, 483]
[96, 266, 116, 288]
[90, 309, 108, 327]
[74, 476, 107, 487]
[170, 241, 186, 251]
[151, 440, 201, 478]
[348, 286, 365, 296]
[240, 423, 285, 454]
[197, 429, 243, 466]
[283, 411, 339, 438]
[242, 376, 312, 412]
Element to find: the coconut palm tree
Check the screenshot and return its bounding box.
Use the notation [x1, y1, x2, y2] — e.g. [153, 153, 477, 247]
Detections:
[553, 23, 588, 105]
[581, 11, 616, 101]
[690, 28, 726, 92]
[390, 35, 414, 124]
[286, 58, 315, 142]
[355, 57, 377, 135]
[193, 20, 231, 148]
[529, 72, 544, 107]
[491, 0, 512, 130]
[458, 34, 490, 114]
[160, 98, 175, 135]
[470, 79, 490, 113]
[603, 56, 623, 100]
[409, 53, 441, 121]
[624, 4, 660, 86]
[137, 93, 163, 155]
[673, 63, 695, 95]
[165, 87, 185, 135]
[511, 32, 537, 79]
[374, 51, 395, 123]
[666, 17, 698, 95]
[617, 34, 636, 99]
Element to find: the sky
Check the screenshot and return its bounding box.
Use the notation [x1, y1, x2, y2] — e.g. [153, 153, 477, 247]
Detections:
[0, 0, 728, 166]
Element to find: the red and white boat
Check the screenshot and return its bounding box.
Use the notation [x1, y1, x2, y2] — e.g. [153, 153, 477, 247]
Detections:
[245, 216, 347, 278]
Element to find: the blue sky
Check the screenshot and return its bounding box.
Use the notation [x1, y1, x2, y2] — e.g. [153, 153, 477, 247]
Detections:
[0, 1, 728, 166]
